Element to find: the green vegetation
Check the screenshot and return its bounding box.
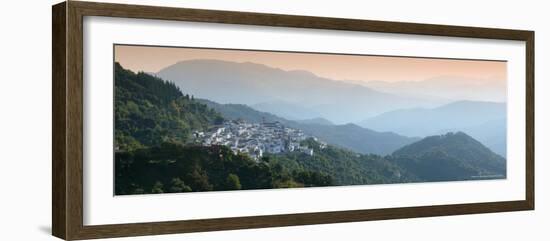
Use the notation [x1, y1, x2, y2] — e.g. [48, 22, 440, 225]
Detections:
[114, 63, 506, 195]
[266, 138, 417, 185]
[199, 99, 419, 155]
[390, 132, 506, 181]
[114, 63, 334, 195]
[115, 143, 334, 194]
[115, 62, 223, 151]
[197, 99, 287, 124]
[200, 98, 507, 182]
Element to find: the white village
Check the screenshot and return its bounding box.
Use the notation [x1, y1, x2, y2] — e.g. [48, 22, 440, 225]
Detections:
[193, 120, 327, 161]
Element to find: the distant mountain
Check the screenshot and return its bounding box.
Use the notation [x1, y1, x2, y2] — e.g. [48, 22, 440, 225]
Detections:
[291, 123, 419, 155]
[252, 100, 322, 120]
[438, 118, 506, 156]
[115, 64, 337, 194]
[358, 100, 506, 155]
[197, 99, 286, 123]
[359, 76, 506, 103]
[114, 63, 505, 195]
[198, 99, 418, 155]
[156, 59, 439, 123]
[390, 132, 506, 181]
[359, 101, 505, 135]
[295, 117, 334, 126]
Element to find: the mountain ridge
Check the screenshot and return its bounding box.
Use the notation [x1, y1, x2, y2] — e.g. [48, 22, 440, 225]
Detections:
[357, 75, 506, 103]
[197, 98, 419, 155]
[114, 63, 507, 195]
[358, 100, 506, 155]
[389, 132, 506, 181]
[156, 59, 440, 123]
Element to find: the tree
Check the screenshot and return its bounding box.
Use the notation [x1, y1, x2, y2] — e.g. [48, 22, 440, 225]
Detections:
[187, 167, 213, 191]
[151, 181, 164, 194]
[225, 173, 242, 190]
[169, 178, 192, 193]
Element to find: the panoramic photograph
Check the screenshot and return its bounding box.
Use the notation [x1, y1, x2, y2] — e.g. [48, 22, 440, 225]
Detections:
[113, 44, 507, 195]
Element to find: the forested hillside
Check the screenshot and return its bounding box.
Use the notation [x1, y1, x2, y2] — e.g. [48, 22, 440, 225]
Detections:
[268, 138, 418, 185]
[115, 62, 223, 151]
[199, 99, 418, 155]
[114, 64, 338, 194]
[115, 143, 334, 195]
[114, 63, 506, 195]
[390, 132, 506, 181]
[359, 101, 507, 155]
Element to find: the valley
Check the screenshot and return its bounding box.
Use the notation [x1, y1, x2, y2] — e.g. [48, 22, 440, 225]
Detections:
[114, 63, 507, 195]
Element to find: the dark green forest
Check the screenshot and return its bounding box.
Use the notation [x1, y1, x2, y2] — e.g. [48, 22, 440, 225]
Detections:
[115, 63, 335, 194]
[114, 63, 506, 195]
[267, 138, 417, 185]
[115, 143, 335, 194]
[115, 62, 224, 151]
[391, 132, 506, 181]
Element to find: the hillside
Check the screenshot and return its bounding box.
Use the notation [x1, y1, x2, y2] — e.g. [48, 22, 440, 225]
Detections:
[199, 99, 418, 155]
[197, 98, 288, 123]
[359, 100, 507, 155]
[114, 62, 224, 151]
[114, 63, 408, 194]
[252, 100, 322, 120]
[291, 123, 419, 155]
[438, 118, 506, 156]
[295, 117, 334, 126]
[389, 132, 506, 181]
[114, 63, 506, 195]
[156, 59, 437, 123]
[115, 63, 336, 194]
[267, 138, 418, 185]
[115, 143, 336, 195]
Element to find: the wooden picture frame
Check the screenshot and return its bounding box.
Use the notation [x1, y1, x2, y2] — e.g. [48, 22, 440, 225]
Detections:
[52, 1, 534, 240]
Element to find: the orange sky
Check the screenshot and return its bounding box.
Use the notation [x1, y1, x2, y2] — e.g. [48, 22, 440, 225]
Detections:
[114, 45, 507, 83]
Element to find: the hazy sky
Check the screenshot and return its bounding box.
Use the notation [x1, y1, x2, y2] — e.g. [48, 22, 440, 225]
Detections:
[115, 45, 507, 84]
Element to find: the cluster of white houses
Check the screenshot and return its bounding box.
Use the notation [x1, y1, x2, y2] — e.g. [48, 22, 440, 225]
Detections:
[193, 120, 326, 160]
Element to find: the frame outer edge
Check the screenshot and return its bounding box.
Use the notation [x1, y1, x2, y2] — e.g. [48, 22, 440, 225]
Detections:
[53, 1, 536, 240]
[52, 1, 68, 240]
[70, 0, 533, 40]
[66, 0, 86, 240]
[525, 31, 535, 210]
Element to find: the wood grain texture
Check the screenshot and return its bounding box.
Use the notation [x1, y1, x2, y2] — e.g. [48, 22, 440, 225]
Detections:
[52, 2, 67, 240]
[74, 201, 530, 240]
[66, 1, 85, 240]
[525, 32, 535, 209]
[51, 1, 535, 240]
[71, 1, 533, 40]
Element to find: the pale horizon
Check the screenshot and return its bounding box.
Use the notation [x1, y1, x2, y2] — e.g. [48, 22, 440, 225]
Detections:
[114, 45, 507, 85]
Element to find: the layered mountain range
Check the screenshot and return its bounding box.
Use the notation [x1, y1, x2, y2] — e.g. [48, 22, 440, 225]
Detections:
[115, 63, 507, 194]
[198, 99, 418, 155]
[358, 101, 506, 156]
[155, 59, 506, 156]
[156, 59, 441, 123]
